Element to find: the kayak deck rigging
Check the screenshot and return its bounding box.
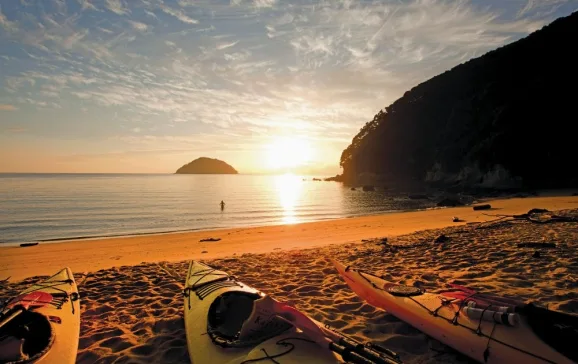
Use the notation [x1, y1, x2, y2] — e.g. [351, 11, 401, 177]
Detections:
[351, 265, 575, 364]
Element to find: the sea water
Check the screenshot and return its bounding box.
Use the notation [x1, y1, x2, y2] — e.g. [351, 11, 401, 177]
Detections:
[0, 173, 438, 244]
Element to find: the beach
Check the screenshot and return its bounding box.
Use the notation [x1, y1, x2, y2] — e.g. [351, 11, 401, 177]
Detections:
[1, 195, 578, 363]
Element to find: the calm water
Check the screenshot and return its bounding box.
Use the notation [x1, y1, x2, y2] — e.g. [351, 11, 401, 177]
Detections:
[0, 174, 438, 244]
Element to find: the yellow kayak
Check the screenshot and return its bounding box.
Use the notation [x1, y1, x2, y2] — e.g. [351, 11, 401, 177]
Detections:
[332, 259, 577, 364]
[183, 260, 401, 364]
[0, 267, 80, 363]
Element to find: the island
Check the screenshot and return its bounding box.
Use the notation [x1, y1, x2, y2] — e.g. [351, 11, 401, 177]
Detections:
[175, 157, 238, 174]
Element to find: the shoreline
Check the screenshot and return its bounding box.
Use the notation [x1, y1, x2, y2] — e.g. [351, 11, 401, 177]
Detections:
[1, 206, 446, 246]
[2, 195, 577, 282]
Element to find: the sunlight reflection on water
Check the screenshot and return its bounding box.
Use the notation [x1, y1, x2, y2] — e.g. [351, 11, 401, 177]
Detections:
[275, 173, 302, 224]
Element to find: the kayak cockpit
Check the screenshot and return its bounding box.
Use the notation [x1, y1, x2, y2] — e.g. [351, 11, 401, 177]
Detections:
[0, 310, 54, 364]
[207, 292, 292, 348]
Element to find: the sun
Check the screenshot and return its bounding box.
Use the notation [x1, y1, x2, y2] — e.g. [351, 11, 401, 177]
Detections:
[266, 137, 313, 170]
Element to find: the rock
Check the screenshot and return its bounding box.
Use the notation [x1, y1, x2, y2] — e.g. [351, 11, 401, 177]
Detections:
[452, 216, 460, 222]
[527, 208, 549, 214]
[324, 174, 344, 182]
[532, 251, 541, 258]
[350, 187, 356, 190]
[201, 250, 208, 254]
[473, 204, 491, 210]
[362, 185, 375, 191]
[436, 198, 464, 207]
[434, 234, 450, 243]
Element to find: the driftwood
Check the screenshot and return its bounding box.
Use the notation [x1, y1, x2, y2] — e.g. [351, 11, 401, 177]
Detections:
[473, 204, 492, 211]
[476, 208, 577, 229]
[199, 238, 221, 242]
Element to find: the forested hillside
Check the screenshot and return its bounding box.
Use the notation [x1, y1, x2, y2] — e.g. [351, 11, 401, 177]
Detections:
[340, 11, 578, 189]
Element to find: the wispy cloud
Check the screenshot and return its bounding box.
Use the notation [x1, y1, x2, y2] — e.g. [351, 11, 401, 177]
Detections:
[0, 104, 17, 111]
[160, 4, 198, 24]
[105, 0, 128, 15]
[0, 0, 574, 173]
[128, 20, 148, 31]
[216, 40, 238, 50]
[0, 5, 17, 32]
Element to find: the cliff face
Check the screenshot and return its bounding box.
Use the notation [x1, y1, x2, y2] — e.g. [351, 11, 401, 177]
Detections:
[175, 157, 238, 174]
[340, 11, 578, 189]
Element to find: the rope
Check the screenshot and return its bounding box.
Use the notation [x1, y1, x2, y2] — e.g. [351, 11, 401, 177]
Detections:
[239, 337, 315, 363]
[355, 269, 557, 363]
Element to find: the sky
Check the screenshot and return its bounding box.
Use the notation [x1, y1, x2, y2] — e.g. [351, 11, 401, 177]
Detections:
[0, 0, 576, 175]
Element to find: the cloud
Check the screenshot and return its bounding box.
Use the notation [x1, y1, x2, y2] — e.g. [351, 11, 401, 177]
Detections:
[216, 40, 238, 50]
[105, 0, 128, 15]
[0, 0, 574, 172]
[5, 127, 27, 132]
[0, 5, 17, 32]
[77, 0, 98, 12]
[253, 0, 276, 8]
[160, 5, 198, 24]
[0, 104, 17, 111]
[128, 20, 148, 31]
[144, 9, 157, 19]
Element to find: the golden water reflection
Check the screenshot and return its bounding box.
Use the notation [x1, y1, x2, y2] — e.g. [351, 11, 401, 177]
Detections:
[274, 173, 302, 224]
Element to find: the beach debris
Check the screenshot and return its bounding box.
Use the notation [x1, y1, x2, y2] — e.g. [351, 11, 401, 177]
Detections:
[377, 237, 388, 245]
[19, 242, 39, 247]
[532, 251, 541, 259]
[437, 198, 464, 207]
[473, 204, 492, 211]
[527, 208, 549, 214]
[362, 185, 375, 191]
[408, 194, 429, 200]
[201, 250, 208, 254]
[199, 237, 221, 242]
[517, 242, 556, 249]
[434, 234, 450, 244]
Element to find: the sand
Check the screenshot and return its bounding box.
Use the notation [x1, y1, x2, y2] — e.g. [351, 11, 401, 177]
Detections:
[1, 195, 577, 363]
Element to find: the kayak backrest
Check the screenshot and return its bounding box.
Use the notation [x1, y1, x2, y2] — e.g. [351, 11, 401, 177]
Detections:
[207, 292, 291, 348]
[520, 303, 578, 363]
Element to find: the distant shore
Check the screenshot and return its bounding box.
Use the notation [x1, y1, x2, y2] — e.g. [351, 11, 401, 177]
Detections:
[2, 195, 577, 282]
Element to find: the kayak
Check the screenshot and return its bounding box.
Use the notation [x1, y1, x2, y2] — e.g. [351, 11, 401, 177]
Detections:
[331, 259, 577, 364]
[183, 260, 401, 364]
[0, 267, 80, 363]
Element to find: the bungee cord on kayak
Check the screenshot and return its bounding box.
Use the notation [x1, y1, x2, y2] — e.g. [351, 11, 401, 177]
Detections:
[183, 260, 402, 364]
[341, 262, 575, 364]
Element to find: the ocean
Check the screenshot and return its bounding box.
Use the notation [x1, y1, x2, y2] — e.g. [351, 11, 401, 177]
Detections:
[0, 173, 438, 244]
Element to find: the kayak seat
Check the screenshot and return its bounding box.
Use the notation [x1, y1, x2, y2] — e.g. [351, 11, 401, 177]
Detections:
[0, 310, 54, 364]
[208, 292, 259, 340]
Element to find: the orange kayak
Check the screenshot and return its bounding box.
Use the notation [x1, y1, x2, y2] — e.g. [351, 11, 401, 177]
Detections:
[331, 259, 577, 364]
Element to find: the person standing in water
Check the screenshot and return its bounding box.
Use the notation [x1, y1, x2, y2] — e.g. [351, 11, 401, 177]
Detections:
[220, 200, 225, 210]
